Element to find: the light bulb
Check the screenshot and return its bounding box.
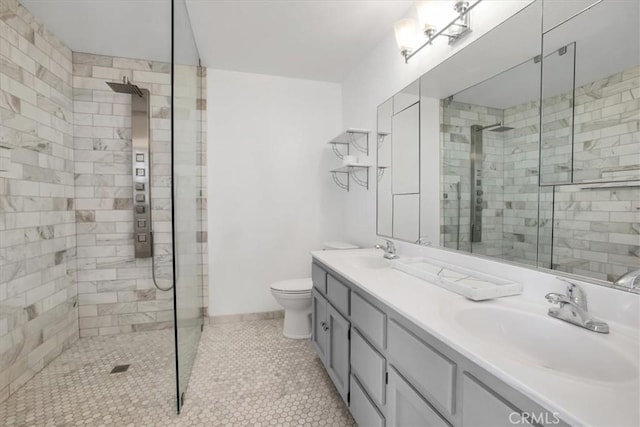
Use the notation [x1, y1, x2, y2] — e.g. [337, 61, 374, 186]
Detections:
[393, 19, 418, 55]
[416, 0, 451, 36]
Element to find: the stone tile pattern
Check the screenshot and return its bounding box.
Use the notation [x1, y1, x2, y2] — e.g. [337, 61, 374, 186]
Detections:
[72, 54, 208, 337]
[440, 100, 507, 258]
[0, 0, 79, 403]
[441, 65, 639, 279]
[502, 98, 541, 266]
[0, 318, 355, 426]
[72, 52, 175, 337]
[542, 65, 640, 184]
[546, 183, 639, 282]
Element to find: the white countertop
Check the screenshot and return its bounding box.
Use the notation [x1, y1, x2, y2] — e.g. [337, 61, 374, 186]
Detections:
[311, 248, 640, 427]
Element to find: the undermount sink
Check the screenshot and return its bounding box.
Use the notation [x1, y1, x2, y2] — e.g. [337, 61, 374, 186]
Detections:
[453, 306, 638, 383]
[344, 253, 390, 270]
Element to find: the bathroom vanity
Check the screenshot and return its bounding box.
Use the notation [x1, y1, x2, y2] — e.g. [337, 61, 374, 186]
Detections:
[310, 249, 639, 427]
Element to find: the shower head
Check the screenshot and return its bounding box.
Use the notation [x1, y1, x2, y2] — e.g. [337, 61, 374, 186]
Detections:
[480, 122, 514, 132]
[106, 77, 144, 97]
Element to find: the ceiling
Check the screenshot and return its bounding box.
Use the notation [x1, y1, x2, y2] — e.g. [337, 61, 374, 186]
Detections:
[185, 0, 413, 82]
[20, 0, 413, 82]
[20, 0, 173, 63]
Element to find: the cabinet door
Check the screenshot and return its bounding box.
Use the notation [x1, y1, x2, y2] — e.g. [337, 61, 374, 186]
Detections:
[326, 303, 350, 403]
[461, 373, 533, 427]
[312, 289, 328, 364]
[350, 375, 385, 427]
[387, 367, 450, 427]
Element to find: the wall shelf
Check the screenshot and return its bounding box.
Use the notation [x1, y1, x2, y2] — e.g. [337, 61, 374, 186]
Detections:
[328, 128, 370, 155]
[330, 164, 370, 191]
[327, 129, 371, 191]
[377, 132, 390, 149]
[377, 166, 389, 182]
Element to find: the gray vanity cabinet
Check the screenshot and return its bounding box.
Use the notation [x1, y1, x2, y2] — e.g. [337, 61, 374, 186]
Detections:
[326, 304, 350, 403]
[350, 375, 386, 427]
[351, 328, 386, 407]
[312, 269, 351, 404]
[311, 289, 328, 363]
[460, 374, 534, 427]
[387, 367, 450, 427]
[310, 261, 566, 427]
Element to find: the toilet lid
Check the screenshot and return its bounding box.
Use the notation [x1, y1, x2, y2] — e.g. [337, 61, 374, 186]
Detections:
[270, 278, 313, 293]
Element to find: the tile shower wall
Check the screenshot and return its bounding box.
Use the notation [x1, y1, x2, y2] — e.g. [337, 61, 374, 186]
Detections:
[72, 54, 208, 336]
[542, 65, 640, 184]
[0, 0, 78, 402]
[440, 101, 505, 257]
[441, 65, 639, 278]
[73, 53, 170, 337]
[502, 99, 541, 266]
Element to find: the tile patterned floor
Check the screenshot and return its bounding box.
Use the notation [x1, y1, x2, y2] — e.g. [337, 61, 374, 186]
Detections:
[0, 319, 355, 426]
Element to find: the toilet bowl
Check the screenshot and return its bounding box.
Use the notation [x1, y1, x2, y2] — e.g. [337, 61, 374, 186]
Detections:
[270, 241, 358, 339]
[270, 279, 313, 339]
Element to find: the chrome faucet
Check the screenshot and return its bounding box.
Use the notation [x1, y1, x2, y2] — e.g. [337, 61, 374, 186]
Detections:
[416, 237, 432, 246]
[375, 239, 399, 260]
[545, 278, 609, 333]
[613, 269, 640, 291]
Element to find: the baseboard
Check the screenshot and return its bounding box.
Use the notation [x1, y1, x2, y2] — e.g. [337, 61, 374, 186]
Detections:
[207, 310, 284, 324]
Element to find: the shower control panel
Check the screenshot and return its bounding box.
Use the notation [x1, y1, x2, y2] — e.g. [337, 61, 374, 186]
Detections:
[131, 91, 152, 258]
[470, 125, 483, 243]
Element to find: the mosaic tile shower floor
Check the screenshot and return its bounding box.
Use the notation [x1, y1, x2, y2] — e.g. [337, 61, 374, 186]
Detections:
[0, 319, 354, 426]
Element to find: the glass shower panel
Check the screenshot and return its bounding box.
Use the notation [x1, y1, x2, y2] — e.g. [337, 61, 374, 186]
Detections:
[539, 42, 576, 185]
[172, 0, 205, 412]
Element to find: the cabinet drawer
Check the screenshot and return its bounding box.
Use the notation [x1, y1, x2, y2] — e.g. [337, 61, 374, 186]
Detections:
[387, 320, 456, 416]
[462, 373, 532, 427]
[351, 292, 386, 349]
[350, 375, 385, 427]
[351, 329, 386, 407]
[387, 367, 449, 427]
[327, 274, 350, 316]
[312, 263, 327, 294]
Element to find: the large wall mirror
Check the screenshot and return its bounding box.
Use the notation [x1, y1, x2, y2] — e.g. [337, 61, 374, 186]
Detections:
[376, 0, 639, 291]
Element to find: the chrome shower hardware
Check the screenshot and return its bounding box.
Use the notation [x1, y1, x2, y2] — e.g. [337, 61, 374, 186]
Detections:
[106, 79, 172, 291]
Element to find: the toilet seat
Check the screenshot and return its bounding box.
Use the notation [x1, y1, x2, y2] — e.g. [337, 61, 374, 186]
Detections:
[270, 278, 312, 294]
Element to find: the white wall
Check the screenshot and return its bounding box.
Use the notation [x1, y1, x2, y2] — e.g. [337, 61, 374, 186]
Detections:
[207, 70, 343, 316]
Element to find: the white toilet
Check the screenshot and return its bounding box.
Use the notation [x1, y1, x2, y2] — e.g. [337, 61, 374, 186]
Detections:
[270, 241, 358, 339]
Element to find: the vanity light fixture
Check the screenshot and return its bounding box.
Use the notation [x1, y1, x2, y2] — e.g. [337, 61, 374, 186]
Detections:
[393, 19, 418, 59]
[396, 0, 481, 63]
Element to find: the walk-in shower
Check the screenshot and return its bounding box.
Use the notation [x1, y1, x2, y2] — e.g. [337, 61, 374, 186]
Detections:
[0, 0, 205, 418]
[469, 123, 514, 243]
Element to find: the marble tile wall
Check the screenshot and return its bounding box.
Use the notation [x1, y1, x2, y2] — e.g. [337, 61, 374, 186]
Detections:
[502, 100, 541, 266]
[441, 100, 505, 257]
[542, 65, 640, 184]
[72, 54, 208, 336]
[441, 65, 639, 279]
[516, 65, 639, 277]
[573, 66, 639, 183]
[0, 0, 78, 402]
[547, 183, 639, 281]
[72, 52, 175, 337]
